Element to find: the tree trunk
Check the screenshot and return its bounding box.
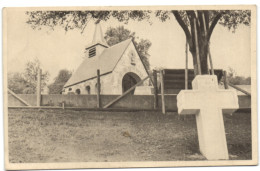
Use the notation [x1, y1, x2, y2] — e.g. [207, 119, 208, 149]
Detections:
[189, 36, 209, 76]
[188, 30, 209, 76]
[173, 10, 222, 77]
[198, 38, 209, 74]
[188, 11, 209, 76]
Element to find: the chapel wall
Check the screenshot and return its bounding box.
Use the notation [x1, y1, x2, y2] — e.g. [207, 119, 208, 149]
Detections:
[111, 42, 150, 94]
[63, 74, 114, 95]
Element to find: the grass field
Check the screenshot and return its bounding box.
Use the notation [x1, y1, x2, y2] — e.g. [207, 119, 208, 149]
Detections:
[8, 109, 251, 163]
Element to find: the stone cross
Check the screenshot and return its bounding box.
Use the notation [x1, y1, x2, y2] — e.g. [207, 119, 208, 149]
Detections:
[177, 75, 239, 160]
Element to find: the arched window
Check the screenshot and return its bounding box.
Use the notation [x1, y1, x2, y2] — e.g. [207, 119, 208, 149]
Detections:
[75, 89, 81, 95]
[85, 86, 91, 94]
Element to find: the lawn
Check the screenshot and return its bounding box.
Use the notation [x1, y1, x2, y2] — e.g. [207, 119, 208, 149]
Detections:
[8, 109, 251, 163]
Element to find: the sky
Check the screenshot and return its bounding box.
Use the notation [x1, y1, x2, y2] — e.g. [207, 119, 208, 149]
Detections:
[5, 9, 251, 83]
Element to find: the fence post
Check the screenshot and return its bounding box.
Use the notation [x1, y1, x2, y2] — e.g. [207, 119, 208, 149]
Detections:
[36, 69, 42, 107]
[160, 70, 165, 114]
[208, 43, 214, 75]
[185, 40, 188, 90]
[97, 69, 101, 108]
[153, 70, 158, 109]
[223, 70, 228, 89]
[62, 102, 65, 110]
[194, 18, 201, 75]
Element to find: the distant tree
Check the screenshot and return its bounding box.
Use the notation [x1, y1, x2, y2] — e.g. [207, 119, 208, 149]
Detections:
[105, 26, 134, 45]
[104, 26, 152, 71]
[8, 72, 31, 94]
[8, 58, 49, 94]
[135, 39, 152, 71]
[48, 69, 72, 94]
[23, 58, 50, 93]
[227, 67, 251, 85]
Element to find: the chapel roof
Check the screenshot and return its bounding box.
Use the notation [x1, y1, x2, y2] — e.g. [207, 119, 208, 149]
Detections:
[64, 38, 132, 88]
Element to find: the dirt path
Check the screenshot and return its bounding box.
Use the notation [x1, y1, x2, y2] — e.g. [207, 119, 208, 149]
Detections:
[8, 109, 251, 163]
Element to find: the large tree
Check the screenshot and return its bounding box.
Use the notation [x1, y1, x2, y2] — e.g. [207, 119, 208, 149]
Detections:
[48, 69, 72, 94]
[155, 10, 250, 75]
[26, 10, 251, 75]
[104, 26, 151, 71]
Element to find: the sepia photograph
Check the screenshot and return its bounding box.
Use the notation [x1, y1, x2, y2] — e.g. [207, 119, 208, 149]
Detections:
[2, 5, 257, 170]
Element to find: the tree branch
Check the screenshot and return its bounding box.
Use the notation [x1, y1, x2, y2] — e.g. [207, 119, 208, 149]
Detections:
[204, 11, 209, 31]
[198, 11, 205, 32]
[172, 11, 191, 42]
[81, 15, 91, 34]
[207, 12, 223, 40]
[186, 10, 196, 23]
[185, 10, 197, 50]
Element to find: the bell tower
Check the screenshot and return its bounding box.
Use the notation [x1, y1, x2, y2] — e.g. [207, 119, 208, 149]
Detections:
[85, 22, 108, 58]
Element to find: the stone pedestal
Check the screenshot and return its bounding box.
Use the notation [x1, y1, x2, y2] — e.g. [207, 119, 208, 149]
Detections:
[177, 75, 239, 160]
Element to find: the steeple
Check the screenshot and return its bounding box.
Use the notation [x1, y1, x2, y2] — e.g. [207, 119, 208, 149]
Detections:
[92, 22, 108, 47]
[85, 22, 108, 58]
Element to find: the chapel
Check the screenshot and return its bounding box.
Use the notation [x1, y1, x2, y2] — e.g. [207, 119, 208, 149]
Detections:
[63, 23, 150, 95]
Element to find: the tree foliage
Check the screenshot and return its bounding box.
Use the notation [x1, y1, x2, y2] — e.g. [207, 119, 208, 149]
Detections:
[26, 11, 151, 33]
[8, 58, 49, 94]
[227, 68, 251, 85]
[156, 10, 250, 75]
[8, 72, 33, 94]
[104, 26, 152, 71]
[26, 10, 251, 75]
[48, 69, 72, 94]
[24, 58, 50, 91]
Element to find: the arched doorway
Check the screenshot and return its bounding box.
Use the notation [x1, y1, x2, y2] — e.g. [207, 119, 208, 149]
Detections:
[122, 72, 141, 94]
